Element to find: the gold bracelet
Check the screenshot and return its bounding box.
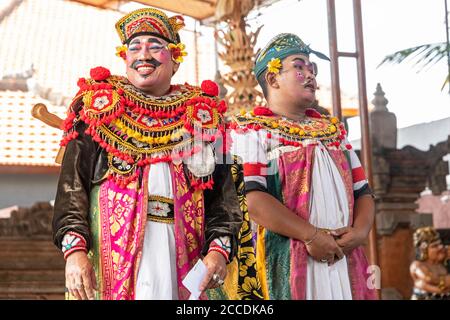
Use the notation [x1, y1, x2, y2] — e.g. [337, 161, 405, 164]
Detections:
[319, 228, 332, 235]
[305, 227, 319, 246]
[438, 276, 446, 292]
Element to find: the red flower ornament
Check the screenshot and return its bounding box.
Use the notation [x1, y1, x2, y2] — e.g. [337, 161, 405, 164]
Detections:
[90, 67, 111, 81]
[305, 108, 322, 119]
[201, 80, 219, 97]
[253, 106, 274, 116]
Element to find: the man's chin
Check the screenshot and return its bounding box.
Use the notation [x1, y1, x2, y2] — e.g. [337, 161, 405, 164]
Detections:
[129, 76, 157, 90]
[299, 94, 316, 107]
[136, 70, 155, 78]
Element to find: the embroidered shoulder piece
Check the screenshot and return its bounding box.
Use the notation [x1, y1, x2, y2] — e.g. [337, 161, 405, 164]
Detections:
[230, 106, 348, 148]
[61, 67, 227, 188]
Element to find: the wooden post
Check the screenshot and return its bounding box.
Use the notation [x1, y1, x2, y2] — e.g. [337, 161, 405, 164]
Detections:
[327, 0, 380, 298]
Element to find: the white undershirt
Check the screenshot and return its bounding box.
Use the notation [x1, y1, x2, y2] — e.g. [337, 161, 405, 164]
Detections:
[306, 143, 352, 300]
[136, 162, 178, 300]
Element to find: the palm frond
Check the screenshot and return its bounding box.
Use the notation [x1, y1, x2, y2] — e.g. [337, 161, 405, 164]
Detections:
[441, 74, 450, 91]
[378, 42, 448, 71]
[378, 42, 450, 92]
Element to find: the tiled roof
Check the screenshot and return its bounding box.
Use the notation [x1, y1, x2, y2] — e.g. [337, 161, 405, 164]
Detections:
[0, 90, 66, 167]
[0, 0, 123, 97]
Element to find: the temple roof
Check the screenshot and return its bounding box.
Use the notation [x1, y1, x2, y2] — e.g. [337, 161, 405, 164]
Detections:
[73, 0, 218, 21]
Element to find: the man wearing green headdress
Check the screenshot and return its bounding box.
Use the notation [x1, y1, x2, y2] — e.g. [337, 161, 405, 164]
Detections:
[229, 33, 377, 299]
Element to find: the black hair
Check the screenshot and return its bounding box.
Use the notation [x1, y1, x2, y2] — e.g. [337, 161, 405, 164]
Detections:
[257, 70, 269, 99]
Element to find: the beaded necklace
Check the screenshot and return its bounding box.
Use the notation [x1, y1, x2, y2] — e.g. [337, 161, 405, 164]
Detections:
[61, 74, 226, 188]
[230, 107, 352, 150]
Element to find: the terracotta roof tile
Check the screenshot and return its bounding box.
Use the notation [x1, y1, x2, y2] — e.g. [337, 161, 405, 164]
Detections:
[0, 90, 66, 166]
[0, 0, 215, 95]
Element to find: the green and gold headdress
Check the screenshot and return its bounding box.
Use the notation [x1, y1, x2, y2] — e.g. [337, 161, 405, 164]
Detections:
[254, 33, 330, 80]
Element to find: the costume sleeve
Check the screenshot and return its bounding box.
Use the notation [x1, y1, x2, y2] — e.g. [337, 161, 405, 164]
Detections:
[230, 129, 269, 193]
[202, 162, 243, 262]
[345, 140, 374, 199]
[52, 110, 97, 251]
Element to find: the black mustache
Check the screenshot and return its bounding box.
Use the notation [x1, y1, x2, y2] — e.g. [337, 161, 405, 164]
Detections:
[131, 59, 162, 69]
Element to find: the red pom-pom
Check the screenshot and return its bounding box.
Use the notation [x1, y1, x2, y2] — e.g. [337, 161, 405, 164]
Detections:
[253, 106, 273, 116]
[77, 78, 86, 88]
[305, 108, 322, 118]
[201, 80, 219, 97]
[90, 66, 111, 81]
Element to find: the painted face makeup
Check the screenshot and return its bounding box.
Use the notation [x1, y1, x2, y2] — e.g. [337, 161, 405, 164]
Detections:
[127, 37, 170, 78]
[128, 38, 167, 55]
[292, 58, 318, 79]
[295, 71, 306, 83]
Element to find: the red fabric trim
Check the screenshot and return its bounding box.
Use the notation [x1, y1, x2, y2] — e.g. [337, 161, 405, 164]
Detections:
[208, 246, 229, 262]
[243, 163, 267, 176]
[66, 231, 87, 245]
[64, 247, 88, 260]
[352, 167, 366, 183]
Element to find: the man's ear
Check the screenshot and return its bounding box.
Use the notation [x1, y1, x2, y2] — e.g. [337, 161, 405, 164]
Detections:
[265, 72, 279, 90]
[172, 62, 180, 75]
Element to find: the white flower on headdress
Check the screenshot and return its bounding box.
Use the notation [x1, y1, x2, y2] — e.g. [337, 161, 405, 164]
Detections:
[196, 109, 212, 124]
[148, 201, 171, 217]
[93, 95, 110, 110]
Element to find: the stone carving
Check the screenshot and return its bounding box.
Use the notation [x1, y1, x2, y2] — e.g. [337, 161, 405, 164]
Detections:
[410, 227, 450, 299]
[0, 202, 53, 238]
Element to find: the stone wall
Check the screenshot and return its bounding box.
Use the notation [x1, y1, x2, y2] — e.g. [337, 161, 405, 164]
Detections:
[0, 202, 64, 299]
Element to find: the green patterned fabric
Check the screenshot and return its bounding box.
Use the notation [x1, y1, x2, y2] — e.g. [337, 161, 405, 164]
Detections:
[88, 185, 101, 300]
[254, 33, 329, 79]
[207, 160, 263, 300]
[264, 159, 292, 300]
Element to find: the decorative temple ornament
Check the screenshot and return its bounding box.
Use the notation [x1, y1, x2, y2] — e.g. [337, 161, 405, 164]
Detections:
[214, 0, 264, 113]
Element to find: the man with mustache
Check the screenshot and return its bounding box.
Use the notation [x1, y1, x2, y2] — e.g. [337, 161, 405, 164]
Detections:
[52, 8, 243, 300]
[229, 33, 377, 299]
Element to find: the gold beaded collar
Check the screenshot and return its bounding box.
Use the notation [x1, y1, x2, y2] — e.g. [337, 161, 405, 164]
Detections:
[232, 107, 344, 142]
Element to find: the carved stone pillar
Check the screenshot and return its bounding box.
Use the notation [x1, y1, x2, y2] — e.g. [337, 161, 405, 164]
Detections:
[370, 83, 397, 150]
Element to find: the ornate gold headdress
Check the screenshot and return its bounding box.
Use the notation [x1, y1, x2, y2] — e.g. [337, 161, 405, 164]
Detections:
[115, 8, 185, 44]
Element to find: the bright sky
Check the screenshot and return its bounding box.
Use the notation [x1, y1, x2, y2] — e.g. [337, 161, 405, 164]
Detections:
[245, 0, 450, 140]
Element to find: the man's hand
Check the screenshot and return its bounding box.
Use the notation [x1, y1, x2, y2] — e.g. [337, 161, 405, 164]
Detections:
[199, 251, 227, 292]
[306, 231, 344, 265]
[332, 226, 367, 255]
[65, 251, 97, 300]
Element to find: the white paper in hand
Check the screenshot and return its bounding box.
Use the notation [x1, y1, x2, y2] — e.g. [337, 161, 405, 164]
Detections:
[182, 259, 208, 300]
